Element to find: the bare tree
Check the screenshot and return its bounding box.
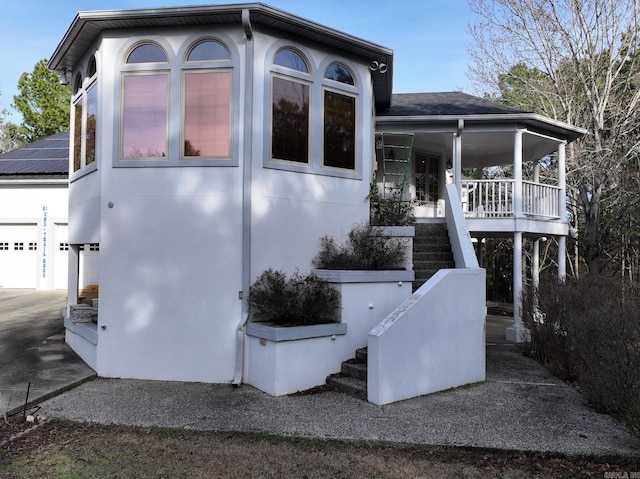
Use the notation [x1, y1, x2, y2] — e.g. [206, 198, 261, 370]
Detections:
[468, 0, 640, 276]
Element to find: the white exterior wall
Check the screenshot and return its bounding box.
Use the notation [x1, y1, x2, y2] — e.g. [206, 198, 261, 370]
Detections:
[66, 24, 375, 383]
[0, 182, 68, 289]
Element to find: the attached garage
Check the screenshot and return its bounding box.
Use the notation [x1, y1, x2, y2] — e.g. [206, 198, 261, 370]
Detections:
[0, 132, 69, 290]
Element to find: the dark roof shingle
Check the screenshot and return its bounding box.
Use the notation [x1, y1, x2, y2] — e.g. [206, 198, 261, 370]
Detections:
[380, 92, 528, 116]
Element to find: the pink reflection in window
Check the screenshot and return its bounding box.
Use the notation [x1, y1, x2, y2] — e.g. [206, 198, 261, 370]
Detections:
[184, 71, 231, 158]
[122, 74, 168, 158]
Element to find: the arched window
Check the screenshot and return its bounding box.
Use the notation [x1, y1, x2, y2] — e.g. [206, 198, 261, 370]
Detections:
[182, 38, 233, 159]
[323, 63, 356, 170]
[271, 48, 311, 164]
[121, 42, 169, 159]
[324, 62, 354, 85]
[273, 48, 309, 73]
[186, 39, 230, 62]
[87, 56, 97, 78]
[126, 43, 167, 64]
[73, 74, 83, 95]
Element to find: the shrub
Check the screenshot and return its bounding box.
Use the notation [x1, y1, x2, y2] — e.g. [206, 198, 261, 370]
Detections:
[522, 277, 640, 435]
[313, 222, 407, 270]
[248, 269, 340, 326]
[368, 180, 415, 226]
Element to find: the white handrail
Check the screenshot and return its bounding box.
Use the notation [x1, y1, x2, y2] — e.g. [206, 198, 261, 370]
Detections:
[461, 179, 561, 220]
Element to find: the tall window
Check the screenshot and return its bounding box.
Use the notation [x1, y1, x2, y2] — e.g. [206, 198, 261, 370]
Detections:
[323, 63, 356, 170]
[71, 55, 98, 173]
[121, 43, 168, 159]
[182, 39, 232, 159]
[271, 48, 310, 164]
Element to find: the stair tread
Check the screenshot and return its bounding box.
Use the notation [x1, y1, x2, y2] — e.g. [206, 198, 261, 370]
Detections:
[327, 375, 367, 401]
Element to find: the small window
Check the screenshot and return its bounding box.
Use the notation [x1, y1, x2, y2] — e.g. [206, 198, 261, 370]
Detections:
[60, 243, 69, 251]
[0, 242, 8, 251]
[273, 48, 309, 73]
[324, 63, 354, 85]
[14, 242, 24, 251]
[186, 40, 230, 62]
[89, 244, 100, 251]
[126, 43, 167, 64]
[29, 243, 37, 251]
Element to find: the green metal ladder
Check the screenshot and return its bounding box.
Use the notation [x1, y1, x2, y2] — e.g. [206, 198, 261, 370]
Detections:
[380, 132, 414, 199]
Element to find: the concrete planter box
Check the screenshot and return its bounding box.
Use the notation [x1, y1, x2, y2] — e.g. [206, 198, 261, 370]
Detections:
[370, 225, 414, 270]
[244, 269, 414, 396]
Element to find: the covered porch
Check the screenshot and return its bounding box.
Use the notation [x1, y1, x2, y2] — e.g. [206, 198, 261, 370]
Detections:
[375, 92, 586, 341]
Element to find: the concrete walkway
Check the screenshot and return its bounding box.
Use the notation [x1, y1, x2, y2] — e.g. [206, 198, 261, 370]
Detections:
[2, 289, 640, 460]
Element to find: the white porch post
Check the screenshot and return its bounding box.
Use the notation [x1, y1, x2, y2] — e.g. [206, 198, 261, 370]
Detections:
[558, 142, 567, 281]
[506, 232, 525, 342]
[532, 239, 540, 287]
[452, 119, 463, 193]
[513, 130, 524, 217]
[507, 129, 526, 342]
[67, 244, 80, 316]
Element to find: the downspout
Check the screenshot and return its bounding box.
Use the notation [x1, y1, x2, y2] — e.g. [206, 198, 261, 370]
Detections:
[232, 8, 254, 387]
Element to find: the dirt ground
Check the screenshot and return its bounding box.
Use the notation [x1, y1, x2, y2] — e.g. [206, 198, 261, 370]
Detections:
[1, 416, 636, 478]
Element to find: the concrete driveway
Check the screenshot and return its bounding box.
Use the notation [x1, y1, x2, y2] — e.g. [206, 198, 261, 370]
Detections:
[0, 289, 95, 415]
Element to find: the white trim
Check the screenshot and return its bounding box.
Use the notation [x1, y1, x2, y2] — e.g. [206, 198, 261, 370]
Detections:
[246, 322, 347, 342]
[312, 269, 414, 283]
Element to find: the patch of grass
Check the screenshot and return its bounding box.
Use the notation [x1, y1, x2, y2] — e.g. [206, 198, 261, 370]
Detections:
[0, 420, 632, 478]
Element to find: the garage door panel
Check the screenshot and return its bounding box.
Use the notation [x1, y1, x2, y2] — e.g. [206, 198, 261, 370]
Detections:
[0, 224, 38, 288]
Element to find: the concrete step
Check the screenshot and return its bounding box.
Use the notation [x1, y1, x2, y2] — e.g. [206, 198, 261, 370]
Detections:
[341, 360, 367, 381]
[326, 375, 367, 401]
[413, 260, 456, 270]
[413, 251, 454, 262]
[355, 347, 368, 362]
[413, 235, 451, 246]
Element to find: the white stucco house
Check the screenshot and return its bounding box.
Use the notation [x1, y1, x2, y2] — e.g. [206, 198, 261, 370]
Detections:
[0, 132, 69, 290]
[47, 3, 585, 404]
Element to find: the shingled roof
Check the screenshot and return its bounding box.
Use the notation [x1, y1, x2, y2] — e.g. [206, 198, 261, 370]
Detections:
[0, 131, 69, 178]
[379, 92, 527, 117]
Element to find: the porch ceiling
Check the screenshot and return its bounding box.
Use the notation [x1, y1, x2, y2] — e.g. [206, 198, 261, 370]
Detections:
[410, 128, 565, 168]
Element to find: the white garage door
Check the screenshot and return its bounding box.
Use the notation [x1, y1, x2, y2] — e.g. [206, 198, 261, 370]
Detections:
[54, 223, 69, 290]
[0, 224, 38, 288]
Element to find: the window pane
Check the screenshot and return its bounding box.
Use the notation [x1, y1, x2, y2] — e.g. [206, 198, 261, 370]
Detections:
[87, 56, 97, 77]
[73, 101, 82, 171]
[126, 43, 167, 63]
[324, 90, 355, 170]
[184, 71, 231, 158]
[272, 77, 309, 163]
[273, 49, 308, 73]
[86, 85, 97, 165]
[122, 74, 168, 158]
[324, 63, 354, 85]
[187, 40, 230, 61]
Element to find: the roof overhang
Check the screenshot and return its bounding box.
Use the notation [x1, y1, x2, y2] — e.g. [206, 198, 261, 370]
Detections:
[47, 2, 394, 110]
[376, 113, 588, 167]
[376, 113, 587, 143]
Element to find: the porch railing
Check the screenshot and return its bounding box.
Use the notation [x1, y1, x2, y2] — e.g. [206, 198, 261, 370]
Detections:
[461, 180, 561, 220]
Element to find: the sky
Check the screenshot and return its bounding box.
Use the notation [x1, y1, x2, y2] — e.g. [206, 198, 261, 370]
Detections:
[0, 0, 477, 121]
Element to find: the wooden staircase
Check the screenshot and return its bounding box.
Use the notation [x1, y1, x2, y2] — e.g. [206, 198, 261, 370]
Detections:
[412, 222, 455, 291]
